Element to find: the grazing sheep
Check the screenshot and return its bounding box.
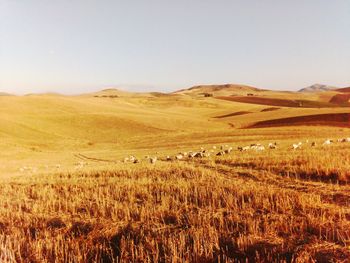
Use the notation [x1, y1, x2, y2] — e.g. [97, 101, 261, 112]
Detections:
[212, 146, 217, 150]
[268, 143, 277, 149]
[238, 146, 250, 151]
[256, 145, 265, 151]
[292, 142, 302, 150]
[323, 139, 333, 145]
[166, 155, 172, 161]
[216, 151, 225, 156]
[224, 147, 233, 154]
[123, 155, 137, 163]
[250, 144, 265, 151]
[175, 154, 183, 160]
[149, 157, 157, 164]
[194, 152, 204, 158]
[188, 152, 196, 158]
[339, 138, 350, 143]
[130, 155, 137, 162]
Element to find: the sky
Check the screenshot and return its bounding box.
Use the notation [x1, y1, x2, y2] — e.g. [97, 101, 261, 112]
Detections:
[0, 0, 349, 94]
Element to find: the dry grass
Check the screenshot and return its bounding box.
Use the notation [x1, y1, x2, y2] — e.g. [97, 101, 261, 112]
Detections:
[1, 143, 350, 262]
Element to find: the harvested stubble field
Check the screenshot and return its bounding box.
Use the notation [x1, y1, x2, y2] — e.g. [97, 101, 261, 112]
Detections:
[1, 88, 350, 262]
[1, 143, 350, 263]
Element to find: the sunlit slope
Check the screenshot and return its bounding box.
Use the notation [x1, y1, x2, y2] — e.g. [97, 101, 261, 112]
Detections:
[211, 106, 350, 128]
[1, 86, 350, 152]
[174, 84, 262, 96]
[0, 94, 235, 149]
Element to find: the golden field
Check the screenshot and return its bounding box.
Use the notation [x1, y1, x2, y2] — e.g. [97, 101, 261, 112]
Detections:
[0, 85, 350, 262]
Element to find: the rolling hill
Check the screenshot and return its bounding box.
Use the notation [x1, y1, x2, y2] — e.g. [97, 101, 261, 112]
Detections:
[174, 84, 263, 96]
[0, 92, 14, 96]
[298, 84, 338, 93]
[1, 85, 350, 177]
[335, 87, 350, 93]
[216, 95, 336, 108]
[1, 84, 350, 151]
[249, 113, 350, 128]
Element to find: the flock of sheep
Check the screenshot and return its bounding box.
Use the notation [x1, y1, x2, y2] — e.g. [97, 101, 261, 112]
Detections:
[122, 137, 350, 164]
[18, 137, 350, 172]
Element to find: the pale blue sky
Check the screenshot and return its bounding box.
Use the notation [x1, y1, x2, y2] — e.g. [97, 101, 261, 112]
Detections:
[0, 0, 349, 94]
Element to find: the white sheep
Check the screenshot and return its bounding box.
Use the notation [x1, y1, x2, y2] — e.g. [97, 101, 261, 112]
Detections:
[175, 154, 183, 160]
[250, 144, 265, 151]
[292, 142, 302, 150]
[194, 152, 204, 158]
[149, 157, 157, 164]
[188, 152, 196, 158]
[238, 146, 250, 151]
[323, 139, 333, 145]
[339, 138, 350, 143]
[268, 143, 277, 149]
[224, 147, 233, 154]
[129, 155, 136, 162]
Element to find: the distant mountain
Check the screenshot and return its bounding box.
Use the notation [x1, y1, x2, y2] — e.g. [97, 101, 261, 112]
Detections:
[174, 84, 264, 96]
[87, 87, 171, 98]
[0, 92, 14, 96]
[298, 84, 338, 93]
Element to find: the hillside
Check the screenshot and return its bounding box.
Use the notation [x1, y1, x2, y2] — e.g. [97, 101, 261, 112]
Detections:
[0, 93, 232, 151]
[0, 92, 14, 96]
[216, 95, 336, 108]
[249, 113, 350, 128]
[298, 84, 338, 93]
[2, 88, 350, 262]
[1, 86, 349, 155]
[336, 87, 350, 93]
[1, 87, 350, 152]
[174, 84, 263, 96]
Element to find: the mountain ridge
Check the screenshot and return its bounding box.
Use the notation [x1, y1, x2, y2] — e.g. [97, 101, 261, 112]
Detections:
[298, 84, 338, 93]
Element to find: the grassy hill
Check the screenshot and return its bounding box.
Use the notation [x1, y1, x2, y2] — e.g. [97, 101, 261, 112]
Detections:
[1, 86, 350, 152]
[1, 86, 350, 262]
